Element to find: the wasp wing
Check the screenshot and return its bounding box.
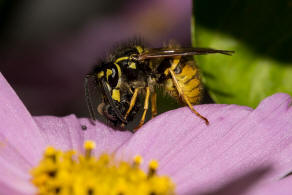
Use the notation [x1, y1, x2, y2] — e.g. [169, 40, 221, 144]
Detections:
[138, 48, 234, 60]
[84, 74, 101, 124]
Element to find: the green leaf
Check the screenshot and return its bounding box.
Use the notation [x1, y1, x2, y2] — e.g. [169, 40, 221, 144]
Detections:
[192, 0, 292, 108]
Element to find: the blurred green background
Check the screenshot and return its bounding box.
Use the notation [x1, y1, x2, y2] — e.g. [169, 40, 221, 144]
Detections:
[193, 0, 292, 108]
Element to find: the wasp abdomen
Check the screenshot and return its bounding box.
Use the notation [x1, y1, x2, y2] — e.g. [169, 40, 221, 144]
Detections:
[164, 59, 202, 105]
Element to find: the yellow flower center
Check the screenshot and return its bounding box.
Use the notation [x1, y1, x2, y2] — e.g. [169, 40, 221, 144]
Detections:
[31, 140, 175, 195]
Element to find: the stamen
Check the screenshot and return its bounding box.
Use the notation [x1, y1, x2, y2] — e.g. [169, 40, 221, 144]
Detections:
[44, 146, 57, 162]
[44, 146, 56, 156]
[133, 155, 143, 167]
[148, 160, 159, 177]
[31, 141, 175, 195]
[84, 140, 95, 158]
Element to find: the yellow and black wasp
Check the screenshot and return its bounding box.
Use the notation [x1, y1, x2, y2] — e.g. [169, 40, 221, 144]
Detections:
[85, 40, 233, 132]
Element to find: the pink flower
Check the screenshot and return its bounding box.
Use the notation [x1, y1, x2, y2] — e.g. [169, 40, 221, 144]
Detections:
[0, 71, 292, 195]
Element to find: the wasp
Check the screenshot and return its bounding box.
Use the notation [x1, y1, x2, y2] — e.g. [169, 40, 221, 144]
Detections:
[85, 40, 234, 132]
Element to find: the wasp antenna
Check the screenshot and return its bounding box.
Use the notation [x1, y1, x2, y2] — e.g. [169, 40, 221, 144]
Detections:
[219, 50, 235, 56]
[84, 75, 98, 123]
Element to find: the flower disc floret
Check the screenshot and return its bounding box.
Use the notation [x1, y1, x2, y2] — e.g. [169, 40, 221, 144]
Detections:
[31, 141, 175, 195]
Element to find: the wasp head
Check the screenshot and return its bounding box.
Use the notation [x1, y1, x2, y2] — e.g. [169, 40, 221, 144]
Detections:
[85, 61, 141, 131]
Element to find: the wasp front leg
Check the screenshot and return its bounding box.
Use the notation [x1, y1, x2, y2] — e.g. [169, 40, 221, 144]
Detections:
[120, 88, 139, 129]
[124, 88, 140, 120]
[134, 86, 150, 131]
[151, 92, 157, 118]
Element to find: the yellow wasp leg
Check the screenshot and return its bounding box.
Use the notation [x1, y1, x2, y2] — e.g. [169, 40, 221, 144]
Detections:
[135, 87, 150, 131]
[168, 69, 209, 125]
[151, 92, 157, 118]
[124, 88, 139, 120]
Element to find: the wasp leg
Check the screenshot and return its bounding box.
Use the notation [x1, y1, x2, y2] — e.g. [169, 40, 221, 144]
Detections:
[168, 69, 209, 125]
[134, 87, 150, 131]
[151, 92, 157, 118]
[125, 88, 139, 119]
[120, 88, 139, 129]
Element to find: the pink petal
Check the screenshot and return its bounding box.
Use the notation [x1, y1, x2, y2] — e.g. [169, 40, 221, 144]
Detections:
[34, 116, 132, 158]
[116, 93, 292, 195]
[0, 181, 34, 195]
[0, 73, 46, 166]
[79, 118, 132, 156]
[249, 176, 292, 195]
[34, 115, 84, 153]
[0, 157, 35, 195]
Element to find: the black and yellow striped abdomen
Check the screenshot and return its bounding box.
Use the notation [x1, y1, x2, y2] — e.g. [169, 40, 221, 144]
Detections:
[164, 59, 202, 104]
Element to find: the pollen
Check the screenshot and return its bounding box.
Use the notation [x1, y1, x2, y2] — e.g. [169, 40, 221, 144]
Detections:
[31, 140, 175, 195]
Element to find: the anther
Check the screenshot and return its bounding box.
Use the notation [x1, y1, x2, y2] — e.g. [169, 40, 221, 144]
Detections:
[148, 160, 159, 177]
[84, 140, 96, 158]
[44, 146, 57, 161]
[45, 146, 56, 156]
[133, 155, 143, 167]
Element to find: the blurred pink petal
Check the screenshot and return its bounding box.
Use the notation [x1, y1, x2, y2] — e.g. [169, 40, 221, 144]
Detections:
[0, 181, 33, 195]
[0, 157, 35, 195]
[116, 93, 292, 194]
